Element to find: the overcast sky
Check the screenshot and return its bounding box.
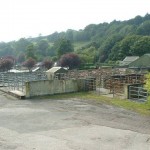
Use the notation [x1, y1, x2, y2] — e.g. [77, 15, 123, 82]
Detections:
[0, 0, 150, 42]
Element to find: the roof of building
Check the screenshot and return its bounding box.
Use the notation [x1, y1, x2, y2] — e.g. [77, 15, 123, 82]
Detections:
[129, 54, 150, 68]
[119, 56, 139, 66]
[123, 56, 139, 62]
[9, 69, 29, 73]
[32, 67, 40, 72]
[46, 67, 68, 73]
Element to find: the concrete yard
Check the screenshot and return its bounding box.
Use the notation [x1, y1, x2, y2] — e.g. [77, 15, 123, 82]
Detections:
[0, 91, 150, 150]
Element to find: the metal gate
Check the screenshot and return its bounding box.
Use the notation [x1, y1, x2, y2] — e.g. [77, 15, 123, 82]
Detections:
[0, 72, 47, 92]
[128, 84, 148, 102]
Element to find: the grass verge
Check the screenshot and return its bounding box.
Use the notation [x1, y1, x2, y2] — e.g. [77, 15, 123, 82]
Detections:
[36, 92, 150, 115]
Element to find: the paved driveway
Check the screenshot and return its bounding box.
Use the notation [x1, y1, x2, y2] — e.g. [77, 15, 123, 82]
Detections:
[0, 91, 150, 150]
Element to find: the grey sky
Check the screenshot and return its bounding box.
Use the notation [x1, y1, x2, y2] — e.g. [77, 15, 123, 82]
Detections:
[0, 0, 150, 42]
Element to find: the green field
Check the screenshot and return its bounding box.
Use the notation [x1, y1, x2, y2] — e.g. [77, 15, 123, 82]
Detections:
[48, 41, 89, 51]
[73, 41, 90, 51]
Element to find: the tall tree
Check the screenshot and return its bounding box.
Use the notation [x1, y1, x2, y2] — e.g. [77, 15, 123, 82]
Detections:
[15, 38, 31, 53]
[55, 38, 74, 58]
[130, 36, 150, 56]
[0, 43, 15, 57]
[136, 20, 150, 36]
[99, 34, 123, 62]
[111, 35, 140, 60]
[37, 39, 49, 57]
[26, 44, 37, 60]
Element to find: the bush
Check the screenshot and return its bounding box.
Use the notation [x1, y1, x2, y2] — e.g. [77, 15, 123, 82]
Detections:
[23, 58, 36, 71]
[0, 57, 14, 71]
[59, 53, 81, 69]
[145, 73, 150, 92]
[42, 59, 53, 69]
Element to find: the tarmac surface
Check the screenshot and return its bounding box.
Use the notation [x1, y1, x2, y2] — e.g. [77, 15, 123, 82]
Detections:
[0, 91, 150, 150]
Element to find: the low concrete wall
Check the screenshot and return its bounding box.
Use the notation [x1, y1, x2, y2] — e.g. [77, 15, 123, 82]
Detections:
[25, 79, 79, 98]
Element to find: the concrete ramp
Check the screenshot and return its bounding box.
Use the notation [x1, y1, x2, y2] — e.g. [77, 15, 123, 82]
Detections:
[8, 90, 25, 99]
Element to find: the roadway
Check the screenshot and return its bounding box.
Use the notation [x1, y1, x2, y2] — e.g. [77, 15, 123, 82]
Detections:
[0, 91, 150, 150]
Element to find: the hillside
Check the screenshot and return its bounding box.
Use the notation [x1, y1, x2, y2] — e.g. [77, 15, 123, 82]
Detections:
[0, 13, 150, 64]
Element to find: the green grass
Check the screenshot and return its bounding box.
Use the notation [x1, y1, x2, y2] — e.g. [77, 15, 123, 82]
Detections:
[48, 42, 54, 47]
[73, 42, 90, 51]
[47, 41, 90, 51]
[110, 98, 150, 115]
[36, 92, 150, 115]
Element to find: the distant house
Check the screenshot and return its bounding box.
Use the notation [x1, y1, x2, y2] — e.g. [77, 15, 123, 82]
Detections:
[129, 54, 150, 70]
[46, 67, 68, 80]
[119, 56, 139, 67]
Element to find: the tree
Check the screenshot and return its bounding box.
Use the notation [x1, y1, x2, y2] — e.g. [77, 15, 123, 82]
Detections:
[17, 53, 25, 64]
[15, 38, 31, 52]
[59, 53, 81, 69]
[130, 36, 150, 56]
[46, 46, 57, 57]
[23, 58, 36, 71]
[127, 15, 143, 25]
[145, 73, 150, 104]
[37, 39, 49, 57]
[47, 32, 59, 42]
[136, 20, 150, 36]
[42, 59, 53, 70]
[0, 57, 14, 71]
[66, 29, 74, 41]
[55, 38, 74, 58]
[109, 35, 140, 61]
[77, 46, 97, 63]
[26, 44, 37, 60]
[0, 43, 15, 57]
[99, 34, 123, 62]
[145, 73, 150, 93]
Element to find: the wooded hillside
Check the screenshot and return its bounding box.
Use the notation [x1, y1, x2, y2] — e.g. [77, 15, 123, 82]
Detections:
[0, 13, 150, 66]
